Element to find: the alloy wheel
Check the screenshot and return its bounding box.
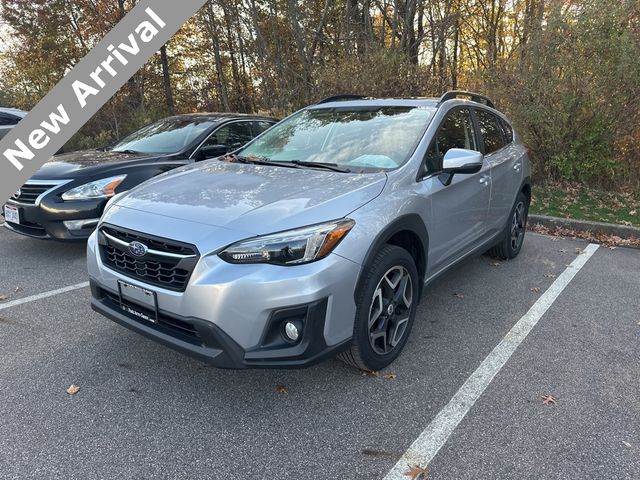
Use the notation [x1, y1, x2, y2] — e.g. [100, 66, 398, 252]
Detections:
[368, 265, 414, 355]
[510, 201, 526, 251]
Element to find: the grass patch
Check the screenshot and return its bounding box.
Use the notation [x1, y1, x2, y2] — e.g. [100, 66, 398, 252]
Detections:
[530, 183, 640, 228]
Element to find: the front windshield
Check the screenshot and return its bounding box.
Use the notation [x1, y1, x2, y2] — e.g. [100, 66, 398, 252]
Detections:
[239, 106, 435, 171]
[111, 118, 215, 154]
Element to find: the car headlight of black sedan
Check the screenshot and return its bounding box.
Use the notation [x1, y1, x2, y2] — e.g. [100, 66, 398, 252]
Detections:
[61, 175, 127, 201]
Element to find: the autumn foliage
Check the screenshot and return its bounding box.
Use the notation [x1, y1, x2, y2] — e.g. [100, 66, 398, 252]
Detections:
[1, 0, 639, 187]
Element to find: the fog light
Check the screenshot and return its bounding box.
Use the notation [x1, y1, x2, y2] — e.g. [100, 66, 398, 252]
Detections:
[284, 321, 300, 342]
[63, 218, 100, 231]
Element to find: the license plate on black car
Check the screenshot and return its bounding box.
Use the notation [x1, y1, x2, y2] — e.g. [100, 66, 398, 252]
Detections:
[3, 204, 19, 224]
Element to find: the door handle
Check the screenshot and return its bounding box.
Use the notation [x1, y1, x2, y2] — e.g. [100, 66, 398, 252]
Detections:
[479, 174, 490, 185]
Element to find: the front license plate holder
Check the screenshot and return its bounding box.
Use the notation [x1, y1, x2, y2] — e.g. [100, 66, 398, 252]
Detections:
[3, 204, 20, 225]
[117, 280, 158, 324]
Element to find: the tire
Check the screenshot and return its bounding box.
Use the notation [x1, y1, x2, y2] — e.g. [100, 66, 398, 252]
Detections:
[488, 191, 529, 260]
[338, 244, 419, 371]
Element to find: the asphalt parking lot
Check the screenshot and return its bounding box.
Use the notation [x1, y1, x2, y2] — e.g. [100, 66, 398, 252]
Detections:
[0, 224, 638, 479]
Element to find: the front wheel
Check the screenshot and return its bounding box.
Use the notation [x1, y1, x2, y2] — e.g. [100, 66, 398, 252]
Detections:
[338, 245, 419, 371]
[488, 191, 529, 260]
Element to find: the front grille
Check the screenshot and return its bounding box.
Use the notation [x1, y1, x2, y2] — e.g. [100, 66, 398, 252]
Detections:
[11, 184, 57, 204]
[99, 226, 199, 292]
[102, 289, 201, 345]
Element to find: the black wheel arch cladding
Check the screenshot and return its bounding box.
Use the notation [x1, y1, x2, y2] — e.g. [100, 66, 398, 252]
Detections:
[356, 214, 429, 301]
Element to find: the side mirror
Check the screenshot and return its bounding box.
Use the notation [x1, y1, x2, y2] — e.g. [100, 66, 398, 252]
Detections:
[197, 144, 229, 160]
[439, 148, 483, 186]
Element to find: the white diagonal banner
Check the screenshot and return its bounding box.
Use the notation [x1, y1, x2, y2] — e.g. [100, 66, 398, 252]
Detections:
[0, 0, 208, 204]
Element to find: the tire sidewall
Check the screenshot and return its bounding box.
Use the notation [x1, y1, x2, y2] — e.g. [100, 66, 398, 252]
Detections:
[506, 191, 529, 257]
[353, 246, 420, 371]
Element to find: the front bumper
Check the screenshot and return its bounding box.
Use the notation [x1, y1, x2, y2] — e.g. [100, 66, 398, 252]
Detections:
[87, 231, 361, 368]
[91, 282, 348, 368]
[2, 197, 106, 240]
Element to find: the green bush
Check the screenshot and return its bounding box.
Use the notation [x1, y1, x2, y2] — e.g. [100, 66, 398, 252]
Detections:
[492, 0, 640, 187]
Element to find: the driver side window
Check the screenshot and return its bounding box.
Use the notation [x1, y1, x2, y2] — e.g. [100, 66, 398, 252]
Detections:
[203, 122, 253, 150]
[423, 108, 477, 175]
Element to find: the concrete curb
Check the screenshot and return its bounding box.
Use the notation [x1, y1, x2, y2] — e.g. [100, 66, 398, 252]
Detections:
[529, 214, 640, 240]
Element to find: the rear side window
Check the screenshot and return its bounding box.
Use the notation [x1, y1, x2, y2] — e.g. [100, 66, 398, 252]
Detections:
[475, 110, 505, 154]
[0, 113, 20, 126]
[424, 108, 477, 175]
[501, 119, 514, 144]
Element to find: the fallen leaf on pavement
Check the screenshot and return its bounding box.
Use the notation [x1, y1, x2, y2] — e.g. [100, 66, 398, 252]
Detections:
[542, 394, 557, 406]
[66, 385, 80, 395]
[489, 261, 500, 267]
[559, 249, 567, 253]
[275, 384, 288, 394]
[361, 369, 380, 377]
[528, 223, 640, 248]
[0, 295, 7, 301]
[453, 292, 464, 299]
[383, 373, 397, 380]
[575, 248, 582, 254]
[543, 273, 556, 278]
[530, 287, 541, 293]
[404, 465, 428, 479]
[14, 287, 22, 293]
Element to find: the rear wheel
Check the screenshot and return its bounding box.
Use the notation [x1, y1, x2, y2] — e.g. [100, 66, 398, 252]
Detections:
[339, 245, 419, 371]
[488, 191, 529, 260]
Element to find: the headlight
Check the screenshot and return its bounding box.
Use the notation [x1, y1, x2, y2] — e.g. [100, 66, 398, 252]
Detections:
[61, 175, 127, 201]
[219, 219, 355, 265]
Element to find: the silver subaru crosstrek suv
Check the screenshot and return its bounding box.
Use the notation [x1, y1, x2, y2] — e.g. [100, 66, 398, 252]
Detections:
[88, 91, 531, 370]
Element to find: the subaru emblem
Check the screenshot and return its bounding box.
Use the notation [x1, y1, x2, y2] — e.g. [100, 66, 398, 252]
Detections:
[128, 241, 148, 257]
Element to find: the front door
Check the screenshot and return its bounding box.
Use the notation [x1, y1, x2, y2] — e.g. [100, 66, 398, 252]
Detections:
[419, 107, 491, 275]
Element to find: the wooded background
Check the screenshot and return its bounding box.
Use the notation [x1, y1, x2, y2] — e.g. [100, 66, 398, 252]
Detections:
[1, 0, 639, 187]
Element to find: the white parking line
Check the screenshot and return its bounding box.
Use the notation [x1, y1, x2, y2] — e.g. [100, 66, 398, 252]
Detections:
[383, 243, 600, 479]
[0, 282, 90, 311]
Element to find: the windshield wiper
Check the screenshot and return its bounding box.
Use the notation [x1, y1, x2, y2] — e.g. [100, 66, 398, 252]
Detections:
[291, 160, 351, 173]
[222, 154, 301, 169]
[115, 149, 144, 155]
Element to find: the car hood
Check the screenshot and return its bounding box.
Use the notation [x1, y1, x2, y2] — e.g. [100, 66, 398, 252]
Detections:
[31, 150, 161, 179]
[112, 161, 387, 235]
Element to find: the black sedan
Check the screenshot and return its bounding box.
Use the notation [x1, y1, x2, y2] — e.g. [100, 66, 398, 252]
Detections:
[2, 113, 277, 240]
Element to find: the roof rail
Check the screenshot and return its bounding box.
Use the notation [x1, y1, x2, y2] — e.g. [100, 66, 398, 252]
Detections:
[316, 94, 369, 104]
[439, 91, 494, 109]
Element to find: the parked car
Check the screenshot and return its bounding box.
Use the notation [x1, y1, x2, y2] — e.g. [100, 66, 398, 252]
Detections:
[2, 113, 277, 240]
[87, 91, 531, 370]
[0, 107, 27, 141]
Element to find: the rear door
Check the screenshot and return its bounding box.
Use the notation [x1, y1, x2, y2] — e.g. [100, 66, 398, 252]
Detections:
[474, 109, 521, 234]
[420, 107, 492, 274]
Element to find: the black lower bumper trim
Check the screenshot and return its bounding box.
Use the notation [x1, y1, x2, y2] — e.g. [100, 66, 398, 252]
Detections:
[3, 199, 104, 241]
[90, 281, 350, 369]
